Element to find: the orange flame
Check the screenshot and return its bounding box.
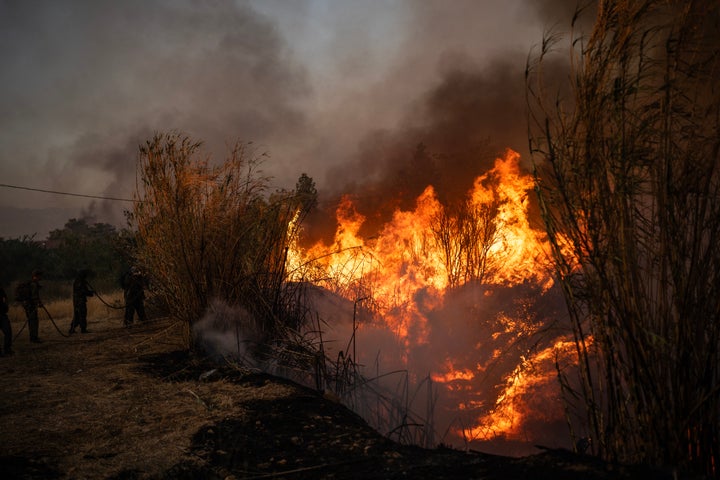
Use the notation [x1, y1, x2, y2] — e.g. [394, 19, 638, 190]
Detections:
[462, 339, 578, 442]
[289, 149, 568, 445]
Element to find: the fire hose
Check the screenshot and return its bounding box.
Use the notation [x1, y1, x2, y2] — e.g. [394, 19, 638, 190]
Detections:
[11, 317, 26, 342]
[86, 283, 125, 310]
[9, 285, 149, 342]
[11, 304, 68, 341]
[9, 285, 152, 342]
[42, 305, 70, 338]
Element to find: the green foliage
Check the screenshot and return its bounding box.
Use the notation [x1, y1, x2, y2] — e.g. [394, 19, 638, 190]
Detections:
[528, 0, 720, 474]
[129, 132, 317, 350]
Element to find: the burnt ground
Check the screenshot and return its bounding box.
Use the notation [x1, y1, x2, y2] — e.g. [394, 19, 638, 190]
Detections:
[0, 313, 687, 479]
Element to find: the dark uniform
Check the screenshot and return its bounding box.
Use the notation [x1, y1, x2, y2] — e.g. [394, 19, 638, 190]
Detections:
[0, 286, 13, 355]
[23, 270, 43, 343]
[121, 267, 147, 326]
[69, 270, 94, 334]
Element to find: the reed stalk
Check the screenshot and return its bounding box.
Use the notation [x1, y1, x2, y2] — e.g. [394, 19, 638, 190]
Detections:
[528, 1, 720, 474]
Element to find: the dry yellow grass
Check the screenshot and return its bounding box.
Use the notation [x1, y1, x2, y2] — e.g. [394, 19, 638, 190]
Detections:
[0, 307, 295, 479]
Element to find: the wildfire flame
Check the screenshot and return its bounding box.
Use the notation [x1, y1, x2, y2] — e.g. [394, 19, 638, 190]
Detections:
[288, 149, 575, 450]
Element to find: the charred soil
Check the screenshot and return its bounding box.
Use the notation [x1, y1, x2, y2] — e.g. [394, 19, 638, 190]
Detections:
[0, 313, 683, 479]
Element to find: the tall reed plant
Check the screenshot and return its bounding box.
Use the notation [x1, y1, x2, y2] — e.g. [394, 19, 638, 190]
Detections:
[128, 133, 316, 349]
[527, 1, 720, 474]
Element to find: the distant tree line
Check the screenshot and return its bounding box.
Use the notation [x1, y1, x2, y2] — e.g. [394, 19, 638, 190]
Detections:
[0, 218, 132, 296]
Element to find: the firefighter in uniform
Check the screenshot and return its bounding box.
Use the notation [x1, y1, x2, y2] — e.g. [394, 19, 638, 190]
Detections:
[23, 269, 43, 343]
[121, 267, 147, 327]
[69, 269, 94, 334]
[0, 285, 13, 355]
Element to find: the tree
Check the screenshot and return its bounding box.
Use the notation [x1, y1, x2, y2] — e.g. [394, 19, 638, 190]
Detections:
[295, 173, 318, 213]
[129, 132, 317, 350]
[431, 199, 501, 288]
[46, 219, 125, 282]
[527, 0, 720, 474]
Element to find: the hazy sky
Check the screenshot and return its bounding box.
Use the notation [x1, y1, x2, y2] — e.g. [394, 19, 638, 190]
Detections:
[0, 0, 580, 238]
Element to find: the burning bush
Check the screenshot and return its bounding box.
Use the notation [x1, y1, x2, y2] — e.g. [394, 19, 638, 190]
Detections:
[283, 149, 574, 453]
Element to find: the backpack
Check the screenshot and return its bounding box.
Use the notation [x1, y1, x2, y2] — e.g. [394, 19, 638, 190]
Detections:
[14, 281, 32, 303]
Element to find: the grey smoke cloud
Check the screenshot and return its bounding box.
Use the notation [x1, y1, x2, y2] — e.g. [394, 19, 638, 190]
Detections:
[0, 0, 584, 238]
[0, 0, 311, 236]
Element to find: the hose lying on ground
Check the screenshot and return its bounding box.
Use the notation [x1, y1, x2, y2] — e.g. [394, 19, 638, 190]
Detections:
[41, 305, 69, 338]
[11, 318, 26, 342]
[11, 305, 67, 341]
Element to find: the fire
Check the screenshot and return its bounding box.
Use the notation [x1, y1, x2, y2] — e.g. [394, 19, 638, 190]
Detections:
[471, 151, 551, 288]
[289, 184, 448, 341]
[431, 359, 475, 383]
[463, 339, 577, 442]
[288, 149, 571, 449]
[289, 149, 548, 318]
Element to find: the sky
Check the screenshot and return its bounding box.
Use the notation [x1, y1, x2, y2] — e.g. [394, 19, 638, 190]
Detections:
[0, 0, 582, 239]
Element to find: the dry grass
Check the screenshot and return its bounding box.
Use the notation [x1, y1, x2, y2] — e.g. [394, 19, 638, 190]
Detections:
[0, 305, 671, 480]
[0, 305, 295, 479]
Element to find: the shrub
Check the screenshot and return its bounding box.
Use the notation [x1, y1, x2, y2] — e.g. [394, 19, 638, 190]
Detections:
[129, 132, 316, 350]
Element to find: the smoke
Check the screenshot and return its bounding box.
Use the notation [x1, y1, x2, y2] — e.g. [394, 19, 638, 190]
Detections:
[311, 58, 530, 241]
[529, 0, 598, 31]
[193, 279, 575, 454]
[0, 0, 311, 235]
[299, 1, 592, 245]
[0, 0, 591, 239]
[193, 299, 263, 363]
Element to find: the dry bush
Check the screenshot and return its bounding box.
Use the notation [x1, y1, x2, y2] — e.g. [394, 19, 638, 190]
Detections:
[527, 0, 720, 475]
[432, 200, 501, 288]
[128, 133, 316, 350]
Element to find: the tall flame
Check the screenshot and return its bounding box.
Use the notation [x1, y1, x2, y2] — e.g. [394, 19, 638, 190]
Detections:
[288, 149, 574, 450]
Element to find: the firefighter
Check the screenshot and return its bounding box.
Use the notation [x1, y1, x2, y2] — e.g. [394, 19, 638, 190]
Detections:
[69, 269, 94, 334]
[23, 269, 43, 343]
[121, 267, 147, 327]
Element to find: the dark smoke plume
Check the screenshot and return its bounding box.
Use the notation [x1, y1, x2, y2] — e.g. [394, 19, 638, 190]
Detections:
[301, 1, 594, 246]
[304, 59, 530, 244]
